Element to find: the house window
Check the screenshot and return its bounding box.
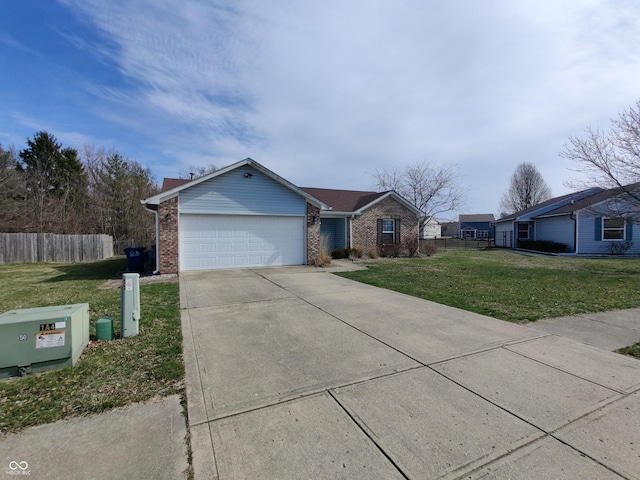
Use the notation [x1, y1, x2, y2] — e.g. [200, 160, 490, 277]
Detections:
[517, 223, 529, 240]
[603, 217, 625, 240]
[382, 219, 395, 244]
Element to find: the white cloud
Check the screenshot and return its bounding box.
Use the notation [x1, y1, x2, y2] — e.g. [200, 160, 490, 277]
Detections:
[52, 0, 640, 214]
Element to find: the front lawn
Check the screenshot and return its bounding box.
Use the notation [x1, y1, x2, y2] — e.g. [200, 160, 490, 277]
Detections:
[338, 250, 640, 322]
[0, 258, 183, 435]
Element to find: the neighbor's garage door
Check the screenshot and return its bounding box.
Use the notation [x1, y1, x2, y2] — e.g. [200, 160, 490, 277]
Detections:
[180, 214, 305, 270]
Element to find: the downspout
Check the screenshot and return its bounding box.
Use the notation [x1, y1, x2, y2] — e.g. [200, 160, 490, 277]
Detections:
[572, 212, 579, 254]
[142, 203, 161, 274]
[349, 215, 354, 248]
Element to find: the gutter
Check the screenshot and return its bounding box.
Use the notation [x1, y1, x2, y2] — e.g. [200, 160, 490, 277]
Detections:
[349, 215, 354, 248]
[572, 212, 579, 254]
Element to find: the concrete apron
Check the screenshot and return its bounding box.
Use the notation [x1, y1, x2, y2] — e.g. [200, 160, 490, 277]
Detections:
[180, 267, 640, 480]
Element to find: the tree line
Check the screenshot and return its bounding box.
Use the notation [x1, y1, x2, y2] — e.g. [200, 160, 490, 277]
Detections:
[0, 131, 158, 253]
[3, 98, 638, 250]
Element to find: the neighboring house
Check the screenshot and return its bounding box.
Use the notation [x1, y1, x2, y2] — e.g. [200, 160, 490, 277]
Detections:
[420, 216, 442, 239]
[494, 183, 640, 255]
[141, 158, 421, 273]
[440, 221, 459, 238]
[458, 214, 495, 239]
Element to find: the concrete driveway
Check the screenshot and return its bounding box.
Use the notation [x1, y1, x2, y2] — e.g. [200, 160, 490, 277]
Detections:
[180, 266, 640, 479]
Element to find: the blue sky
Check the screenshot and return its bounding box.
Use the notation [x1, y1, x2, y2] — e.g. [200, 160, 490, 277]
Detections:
[2, 1, 640, 219]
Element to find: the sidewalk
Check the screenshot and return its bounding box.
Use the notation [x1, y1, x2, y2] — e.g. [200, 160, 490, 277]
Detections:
[0, 395, 188, 479]
[527, 308, 640, 350]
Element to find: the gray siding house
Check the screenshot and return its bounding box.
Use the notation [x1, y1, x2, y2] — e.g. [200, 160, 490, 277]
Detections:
[494, 184, 640, 255]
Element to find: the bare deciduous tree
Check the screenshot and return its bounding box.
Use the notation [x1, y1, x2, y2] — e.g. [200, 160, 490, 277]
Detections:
[561, 98, 640, 213]
[177, 163, 219, 179]
[371, 161, 465, 218]
[499, 162, 552, 215]
[0, 145, 23, 231]
[81, 145, 158, 251]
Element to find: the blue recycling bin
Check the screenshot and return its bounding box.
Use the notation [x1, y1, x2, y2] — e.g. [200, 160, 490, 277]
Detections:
[124, 247, 146, 272]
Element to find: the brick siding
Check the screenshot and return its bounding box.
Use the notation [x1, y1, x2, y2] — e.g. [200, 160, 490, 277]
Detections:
[306, 203, 321, 265]
[350, 196, 419, 255]
[158, 196, 179, 274]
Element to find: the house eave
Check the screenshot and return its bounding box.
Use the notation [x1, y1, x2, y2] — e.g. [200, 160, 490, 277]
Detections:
[320, 210, 360, 217]
[355, 191, 422, 217]
[141, 158, 329, 209]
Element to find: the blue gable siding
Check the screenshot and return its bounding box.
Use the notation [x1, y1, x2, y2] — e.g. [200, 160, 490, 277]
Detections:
[577, 211, 640, 255]
[320, 217, 347, 251]
[535, 216, 575, 252]
[179, 165, 307, 215]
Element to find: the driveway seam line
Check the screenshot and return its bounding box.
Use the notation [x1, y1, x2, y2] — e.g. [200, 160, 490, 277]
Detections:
[182, 288, 221, 480]
[188, 365, 426, 427]
[504, 344, 637, 395]
[548, 431, 635, 480]
[253, 270, 434, 367]
[327, 389, 412, 480]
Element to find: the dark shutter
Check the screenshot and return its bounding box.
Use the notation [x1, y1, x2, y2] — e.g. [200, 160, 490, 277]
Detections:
[626, 218, 633, 241]
[377, 219, 383, 245]
[395, 218, 401, 244]
[594, 217, 602, 241]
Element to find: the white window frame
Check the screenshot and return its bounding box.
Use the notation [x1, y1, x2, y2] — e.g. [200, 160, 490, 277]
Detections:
[602, 217, 626, 241]
[382, 219, 395, 244]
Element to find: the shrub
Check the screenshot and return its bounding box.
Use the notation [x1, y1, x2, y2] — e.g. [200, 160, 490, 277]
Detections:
[367, 248, 378, 259]
[421, 242, 437, 256]
[607, 241, 633, 255]
[402, 236, 420, 257]
[315, 233, 332, 266]
[348, 246, 363, 259]
[331, 248, 349, 259]
[518, 240, 567, 253]
[380, 244, 401, 257]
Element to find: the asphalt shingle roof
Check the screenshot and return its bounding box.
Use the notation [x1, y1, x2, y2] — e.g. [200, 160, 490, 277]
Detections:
[535, 182, 640, 217]
[161, 178, 190, 192]
[459, 214, 495, 223]
[300, 187, 387, 212]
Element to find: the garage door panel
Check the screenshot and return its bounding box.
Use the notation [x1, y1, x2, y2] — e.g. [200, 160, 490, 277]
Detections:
[180, 215, 305, 271]
[218, 242, 233, 253]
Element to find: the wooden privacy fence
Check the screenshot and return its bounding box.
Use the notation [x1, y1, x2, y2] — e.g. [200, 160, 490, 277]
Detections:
[0, 233, 114, 264]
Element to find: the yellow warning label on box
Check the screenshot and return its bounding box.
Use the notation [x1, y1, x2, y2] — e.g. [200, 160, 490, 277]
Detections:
[35, 330, 65, 349]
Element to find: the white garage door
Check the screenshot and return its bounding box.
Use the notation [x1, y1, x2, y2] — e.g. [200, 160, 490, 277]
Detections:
[180, 214, 305, 270]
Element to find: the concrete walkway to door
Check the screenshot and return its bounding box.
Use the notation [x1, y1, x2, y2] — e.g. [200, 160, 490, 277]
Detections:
[180, 266, 640, 480]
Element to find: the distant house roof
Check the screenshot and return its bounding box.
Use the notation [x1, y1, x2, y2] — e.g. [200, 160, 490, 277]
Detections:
[459, 214, 495, 223]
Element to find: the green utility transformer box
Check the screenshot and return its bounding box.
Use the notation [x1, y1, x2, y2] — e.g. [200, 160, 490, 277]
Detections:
[0, 303, 90, 378]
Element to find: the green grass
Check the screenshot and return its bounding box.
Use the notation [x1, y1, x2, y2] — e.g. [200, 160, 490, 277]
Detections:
[0, 258, 184, 435]
[338, 250, 640, 322]
[339, 249, 640, 360]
